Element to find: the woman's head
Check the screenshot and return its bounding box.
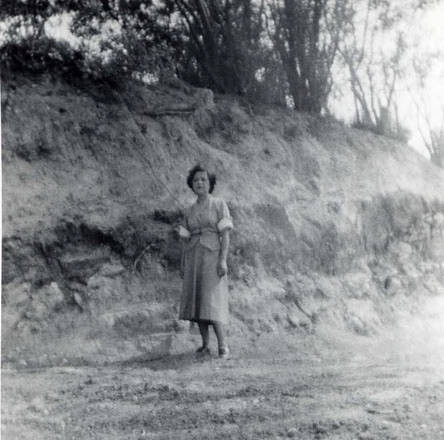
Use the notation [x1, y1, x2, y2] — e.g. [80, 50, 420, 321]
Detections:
[187, 164, 216, 194]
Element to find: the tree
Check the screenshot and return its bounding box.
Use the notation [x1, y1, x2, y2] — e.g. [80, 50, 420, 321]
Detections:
[1, 1, 176, 82]
[170, 0, 267, 97]
[0, 0, 79, 39]
[267, 0, 346, 113]
[410, 53, 444, 167]
[428, 126, 444, 168]
[337, 0, 435, 138]
[70, 1, 178, 80]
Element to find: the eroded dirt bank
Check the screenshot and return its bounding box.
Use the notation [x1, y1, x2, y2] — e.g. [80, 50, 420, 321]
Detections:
[2, 72, 444, 366]
[3, 71, 444, 440]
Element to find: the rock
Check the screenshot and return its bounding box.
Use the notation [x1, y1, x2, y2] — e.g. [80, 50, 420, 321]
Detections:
[100, 262, 125, 277]
[287, 310, 312, 330]
[384, 276, 402, 296]
[59, 250, 109, 280]
[86, 274, 126, 310]
[287, 314, 300, 328]
[23, 282, 65, 321]
[73, 292, 84, 308]
[46, 282, 65, 309]
[173, 319, 188, 333]
[45, 392, 61, 402]
[2, 281, 31, 307]
[287, 427, 298, 437]
[349, 316, 370, 336]
[29, 397, 45, 413]
[104, 305, 174, 336]
[24, 301, 48, 321]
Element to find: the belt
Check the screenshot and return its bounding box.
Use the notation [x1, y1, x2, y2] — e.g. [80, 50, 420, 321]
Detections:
[190, 229, 218, 236]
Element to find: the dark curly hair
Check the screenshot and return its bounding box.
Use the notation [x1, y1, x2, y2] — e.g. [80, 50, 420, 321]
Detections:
[187, 164, 216, 194]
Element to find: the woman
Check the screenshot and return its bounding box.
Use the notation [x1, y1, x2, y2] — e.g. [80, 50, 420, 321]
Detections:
[176, 164, 233, 358]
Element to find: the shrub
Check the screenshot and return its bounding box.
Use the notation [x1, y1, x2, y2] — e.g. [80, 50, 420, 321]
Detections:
[1, 37, 85, 79]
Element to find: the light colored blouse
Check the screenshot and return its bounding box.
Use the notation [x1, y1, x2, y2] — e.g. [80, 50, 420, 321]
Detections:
[179, 195, 233, 252]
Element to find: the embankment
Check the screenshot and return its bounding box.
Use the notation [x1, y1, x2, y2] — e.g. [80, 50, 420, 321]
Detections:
[2, 73, 444, 365]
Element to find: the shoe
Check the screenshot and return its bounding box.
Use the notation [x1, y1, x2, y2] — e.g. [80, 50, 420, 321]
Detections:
[218, 346, 230, 359]
[195, 346, 211, 355]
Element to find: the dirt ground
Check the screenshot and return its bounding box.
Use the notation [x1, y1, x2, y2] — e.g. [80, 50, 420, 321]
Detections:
[3, 296, 444, 440]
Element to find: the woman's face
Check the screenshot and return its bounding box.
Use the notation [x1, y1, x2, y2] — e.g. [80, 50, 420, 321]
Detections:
[192, 171, 210, 195]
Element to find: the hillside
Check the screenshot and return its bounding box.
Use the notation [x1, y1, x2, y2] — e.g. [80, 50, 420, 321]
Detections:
[2, 73, 444, 366]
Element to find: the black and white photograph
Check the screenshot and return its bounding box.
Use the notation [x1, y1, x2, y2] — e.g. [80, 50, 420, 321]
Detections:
[1, 0, 444, 438]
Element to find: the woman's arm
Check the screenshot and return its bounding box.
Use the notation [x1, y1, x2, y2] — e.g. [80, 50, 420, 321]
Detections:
[217, 229, 230, 277]
[219, 229, 230, 261]
[175, 209, 190, 278]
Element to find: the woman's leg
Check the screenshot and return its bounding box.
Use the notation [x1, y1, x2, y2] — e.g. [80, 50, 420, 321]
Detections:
[197, 321, 210, 348]
[212, 322, 228, 353]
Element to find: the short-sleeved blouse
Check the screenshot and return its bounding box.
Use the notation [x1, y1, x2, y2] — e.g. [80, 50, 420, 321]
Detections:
[183, 195, 233, 252]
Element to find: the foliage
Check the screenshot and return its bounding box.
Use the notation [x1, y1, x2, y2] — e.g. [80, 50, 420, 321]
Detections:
[268, 0, 347, 113]
[336, 0, 437, 138]
[0, 1, 176, 84]
[0, 0, 442, 164]
[169, 0, 268, 98]
[428, 128, 444, 168]
[409, 51, 444, 168]
[0, 36, 90, 82]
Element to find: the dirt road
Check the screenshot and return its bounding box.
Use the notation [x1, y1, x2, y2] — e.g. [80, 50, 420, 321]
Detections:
[3, 299, 444, 440]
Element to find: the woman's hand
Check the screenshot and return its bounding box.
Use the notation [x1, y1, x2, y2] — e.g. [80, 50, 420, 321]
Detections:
[217, 258, 228, 277]
[174, 225, 191, 241]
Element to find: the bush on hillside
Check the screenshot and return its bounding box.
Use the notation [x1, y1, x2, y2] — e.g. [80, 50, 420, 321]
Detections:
[1, 37, 84, 78]
[0, 33, 173, 87]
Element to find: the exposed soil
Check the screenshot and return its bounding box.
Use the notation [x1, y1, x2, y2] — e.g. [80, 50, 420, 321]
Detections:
[2, 73, 444, 439]
[3, 74, 444, 365]
[3, 296, 444, 440]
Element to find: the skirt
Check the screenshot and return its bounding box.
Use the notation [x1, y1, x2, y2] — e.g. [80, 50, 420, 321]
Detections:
[179, 243, 229, 325]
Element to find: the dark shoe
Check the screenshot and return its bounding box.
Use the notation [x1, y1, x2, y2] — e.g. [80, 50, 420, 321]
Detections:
[195, 346, 211, 355]
[218, 346, 230, 359]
